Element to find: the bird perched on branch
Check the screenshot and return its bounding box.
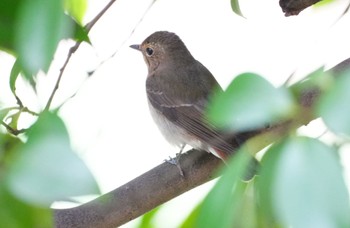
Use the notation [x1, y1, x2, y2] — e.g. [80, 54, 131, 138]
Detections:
[130, 31, 256, 175]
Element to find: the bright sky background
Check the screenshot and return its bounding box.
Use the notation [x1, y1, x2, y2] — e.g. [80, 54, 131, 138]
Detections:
[1, 0, 350, 227]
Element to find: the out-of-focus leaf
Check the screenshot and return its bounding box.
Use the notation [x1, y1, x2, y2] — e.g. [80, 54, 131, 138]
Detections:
[0, 133, 23, 165]
[60, 14, 90, 43]
[0, 0, 21, 53]
[0, 0, 88, 55]
[0, 109, 9, 122]
[6, 111, 99, 206]
[291, 67, 333, 91]
[138, 206, 161, 228]
[9, 59, 22, 95]
[64, 0, 87, 25]
[72, 20, 90, 43]
[231, 0, 243, 17]
[314, 0, 335, 7]
[15, 0, 74, 76]
[317, 70, 350, 136]
[207, 73, 295, 132]
[0, 184, 53, 228]
[230, 180, 258, 227]
[259, 137, 350, 228]
[195, 150, 252, 228]
[180, 201, 202, 228]
[7, 111, 21, 132]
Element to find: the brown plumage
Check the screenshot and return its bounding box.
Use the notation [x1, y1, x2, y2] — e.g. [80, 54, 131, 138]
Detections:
[131, 31, 242, 161]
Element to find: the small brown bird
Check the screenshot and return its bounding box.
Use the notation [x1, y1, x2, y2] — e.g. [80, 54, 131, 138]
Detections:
[130, 31, 243, 165]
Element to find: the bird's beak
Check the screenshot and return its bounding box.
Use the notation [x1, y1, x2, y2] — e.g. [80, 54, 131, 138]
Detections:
[129, 44, 141, 51]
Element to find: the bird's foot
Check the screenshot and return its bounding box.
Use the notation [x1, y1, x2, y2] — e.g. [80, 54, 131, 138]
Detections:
[165, 153, 184, 177]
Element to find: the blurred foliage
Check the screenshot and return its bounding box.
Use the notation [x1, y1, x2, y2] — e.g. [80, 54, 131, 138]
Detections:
[6, 112, 99, 206]
[207, 73, 296, 132]
[64, 0, 87, 25]
[231, 0, 243, 17]
[317, 70, 350, 136]
[259, 136, 350, 228]
[194, 150, 252, 228]
[0, 0, 99, 227]
[0, 0, 89, 76]
[138, 206, 162, 228]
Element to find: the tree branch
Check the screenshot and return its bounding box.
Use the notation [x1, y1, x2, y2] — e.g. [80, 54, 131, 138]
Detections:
[53, 57, 350, 228]
[54, 150, 222, 228]
[279, 0, 322, 16]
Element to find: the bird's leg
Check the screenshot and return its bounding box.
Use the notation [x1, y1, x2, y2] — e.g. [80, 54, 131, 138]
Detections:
[165, 144, 186, 176]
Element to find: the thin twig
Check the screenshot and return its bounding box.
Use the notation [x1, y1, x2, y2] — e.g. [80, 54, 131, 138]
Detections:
[57, 0, 157, 108]
[85, 0, 117, 32]
[22, 107, 40, 116]
[0, 121, 26, 136]
[332, 0, 350, 26]
[283, 70, 296, 86]
[0, 106, 39, 117]
[0, 107, 20, 114]
[44, 0, 118, 111]
[87, 0, 157, 76]
[44, 43, 81, 111]
[0, 106, 38, 135]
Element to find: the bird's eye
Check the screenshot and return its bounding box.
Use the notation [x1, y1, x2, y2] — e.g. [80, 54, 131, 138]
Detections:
[145, 47, 154, 56]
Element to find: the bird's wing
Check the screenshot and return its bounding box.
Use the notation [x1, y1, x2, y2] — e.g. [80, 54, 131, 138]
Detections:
[146, 84, 238, 156]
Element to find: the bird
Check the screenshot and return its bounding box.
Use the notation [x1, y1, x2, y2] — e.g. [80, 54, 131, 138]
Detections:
[130, 31, 254, 173]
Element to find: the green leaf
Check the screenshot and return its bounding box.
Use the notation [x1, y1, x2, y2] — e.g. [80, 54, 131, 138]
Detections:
[317, 70, 350, 136]
[195, 150, 252, 228]
[231, 0, 244, 17]
[314, 0, 335, 7]
[15, 0, 74, 76]
[0, 0, 21, 53]
[7, 111, 21, 132]
[9, 59, 22, 95]
[64, 0, 87, 25]
[0, 0, 88, 55]
[0, 184, 53, 228]
[290, 67, 333, 102]
[72, 20, 90, 43]
[59, 14, 90, 43]
[259, 137, 350, 228]
[180, 201, 203, 228]
[0, 133, 24, 165]
[6, 111, 99, 206]
[207, 73, 295, 132]
[0, 109, 9, 123]
[138, 206, 161, 228]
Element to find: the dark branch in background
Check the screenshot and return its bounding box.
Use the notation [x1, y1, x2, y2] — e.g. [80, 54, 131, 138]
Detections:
[44, 0, 118, 111]
[279, 0, 322, 16]
[53, 58, 350, 228]
[280, 0, 350, 16]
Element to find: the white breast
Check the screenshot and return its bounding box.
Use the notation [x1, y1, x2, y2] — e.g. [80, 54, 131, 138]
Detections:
[148, 100, 207, 151]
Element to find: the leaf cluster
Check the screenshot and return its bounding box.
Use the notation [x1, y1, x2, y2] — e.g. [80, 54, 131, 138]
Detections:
[0, 0, 98, 226]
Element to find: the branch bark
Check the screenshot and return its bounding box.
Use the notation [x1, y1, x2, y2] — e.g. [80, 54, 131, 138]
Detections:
[54, 150, 222, 228]
[279, 0, 322, 16]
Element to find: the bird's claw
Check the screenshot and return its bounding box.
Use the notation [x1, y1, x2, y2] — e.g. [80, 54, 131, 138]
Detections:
[165, 154, 184, 177]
